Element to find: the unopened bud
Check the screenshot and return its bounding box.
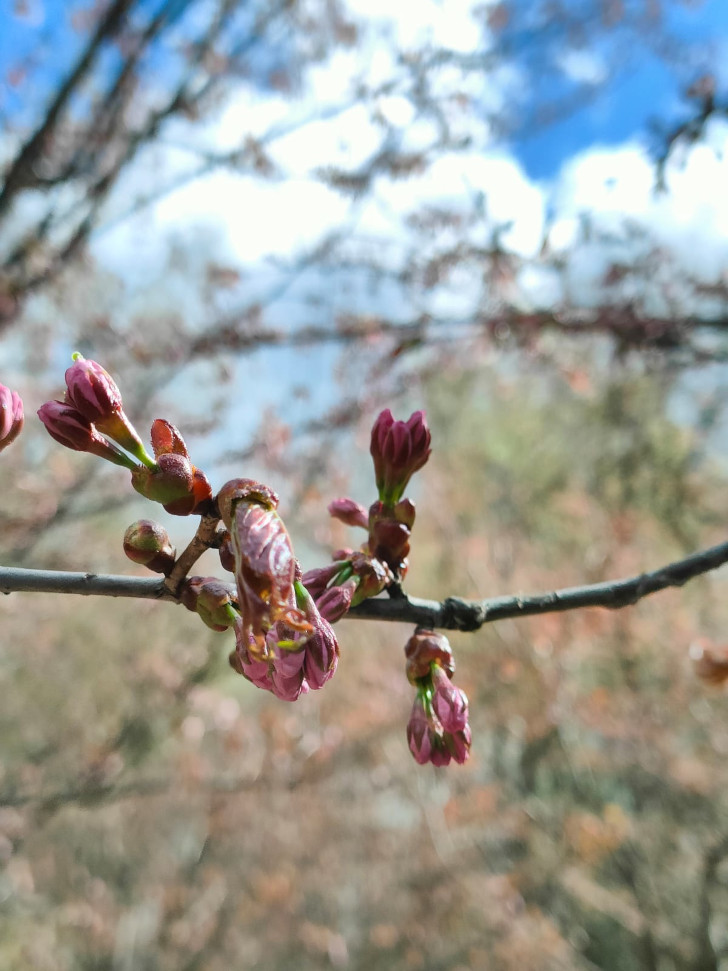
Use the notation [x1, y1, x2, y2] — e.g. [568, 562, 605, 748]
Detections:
[181, 576, 238, 631]
[64, 355, 153, 466]
[370, 408, 431, 505]
[38, 400, 138, 468]
[404, 629, 455, 683]
[0, 383, 23, 452]
[328, 497, 369, 529]
[123, 519, 176, 574]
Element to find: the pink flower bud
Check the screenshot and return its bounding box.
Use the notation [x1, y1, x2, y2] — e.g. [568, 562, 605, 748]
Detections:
[0, 383, 23, 452]
[445, 725, 471, 765]
[303, 614, 340, 689]
[406, 695, 437, 765]
[316, 578, 356, 623]
[38, 400, 138, 468]
[328, 497, 369, 529]
[64, 355, 151, 464]
[431, 664, 469, 733]
[370, 408, 431, 505]
[123, 519, 176, 574]
[302, 560, 347, 600]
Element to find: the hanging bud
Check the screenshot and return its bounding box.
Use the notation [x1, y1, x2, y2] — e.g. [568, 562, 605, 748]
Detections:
[370, 408, 431, 505]
[328, 497, 369, 530]
[38, 400, 138, 468]
[0, 383, 23, 452]
[404, 629, 455, 684]
[180, 576, 238, 631]
[64, 354, 154, 466]
[407, 694, 440, 765]
[123, 519, 176, 574]
[431, 663, 469, 733]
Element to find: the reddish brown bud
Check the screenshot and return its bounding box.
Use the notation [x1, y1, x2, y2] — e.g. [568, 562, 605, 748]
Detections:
[38, 400, 137, 468]
[123, 519, 176, 574]
[0, 383, 23, 452]
[217, 478, 279, 527]
[218, 531, 235, 572]
[370, 408, 431, 504]
[150, 418, 189, 458]
[404, 629, 455, 684]
[130, 453, 212, 516]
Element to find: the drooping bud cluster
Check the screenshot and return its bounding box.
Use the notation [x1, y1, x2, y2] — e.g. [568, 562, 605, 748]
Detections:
[404, 629, 471, 766]
[229, 580, 339, 700]
[0, 383, 23, 452]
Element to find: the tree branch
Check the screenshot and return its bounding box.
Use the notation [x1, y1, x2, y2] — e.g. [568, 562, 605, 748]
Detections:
[2, 539, 728, 629]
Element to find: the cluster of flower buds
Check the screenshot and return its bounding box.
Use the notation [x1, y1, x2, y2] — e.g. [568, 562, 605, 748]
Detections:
[0, 383, 23, 452]
[38, 355, 212, 516]
[404, 629, 471, 766]
[229, 580, 339, 701]
[215, 479, 340, 699]
[302, 409, 431, 618]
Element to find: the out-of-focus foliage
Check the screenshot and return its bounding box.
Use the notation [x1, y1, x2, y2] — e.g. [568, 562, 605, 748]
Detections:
[3, 357, 728, 969]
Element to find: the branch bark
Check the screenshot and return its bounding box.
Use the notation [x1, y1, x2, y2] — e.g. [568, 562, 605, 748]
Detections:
[1, 538, 727, 629]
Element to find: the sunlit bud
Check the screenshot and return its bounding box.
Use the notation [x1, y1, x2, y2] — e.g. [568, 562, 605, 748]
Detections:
[328, 497, 369, 529]
[180, 576, 238, 631]
[123, 519, 176, 575]
[404, 629, 455, 684]
[38, 400, 138, 468]
[131, 453, 212, 516]
[64, 355, 153, 466]
[393, 498, 416, 529]
[690, 639, 728, 685]
[406, 694, 438, 765]
[316, 577, 357, 623]
[0, 383, 23, 451]
[150, 418, 189, 457]
[431, 663, 469, 733]
[218, 531, 235, 572]
[370, 408, 431, 505]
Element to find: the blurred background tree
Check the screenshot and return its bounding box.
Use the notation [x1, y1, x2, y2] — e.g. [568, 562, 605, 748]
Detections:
[3, 1, 728, 968]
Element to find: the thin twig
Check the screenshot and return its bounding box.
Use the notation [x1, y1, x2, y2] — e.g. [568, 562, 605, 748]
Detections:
[1, 539, 727, 629]
[164, 513, 222, 598]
